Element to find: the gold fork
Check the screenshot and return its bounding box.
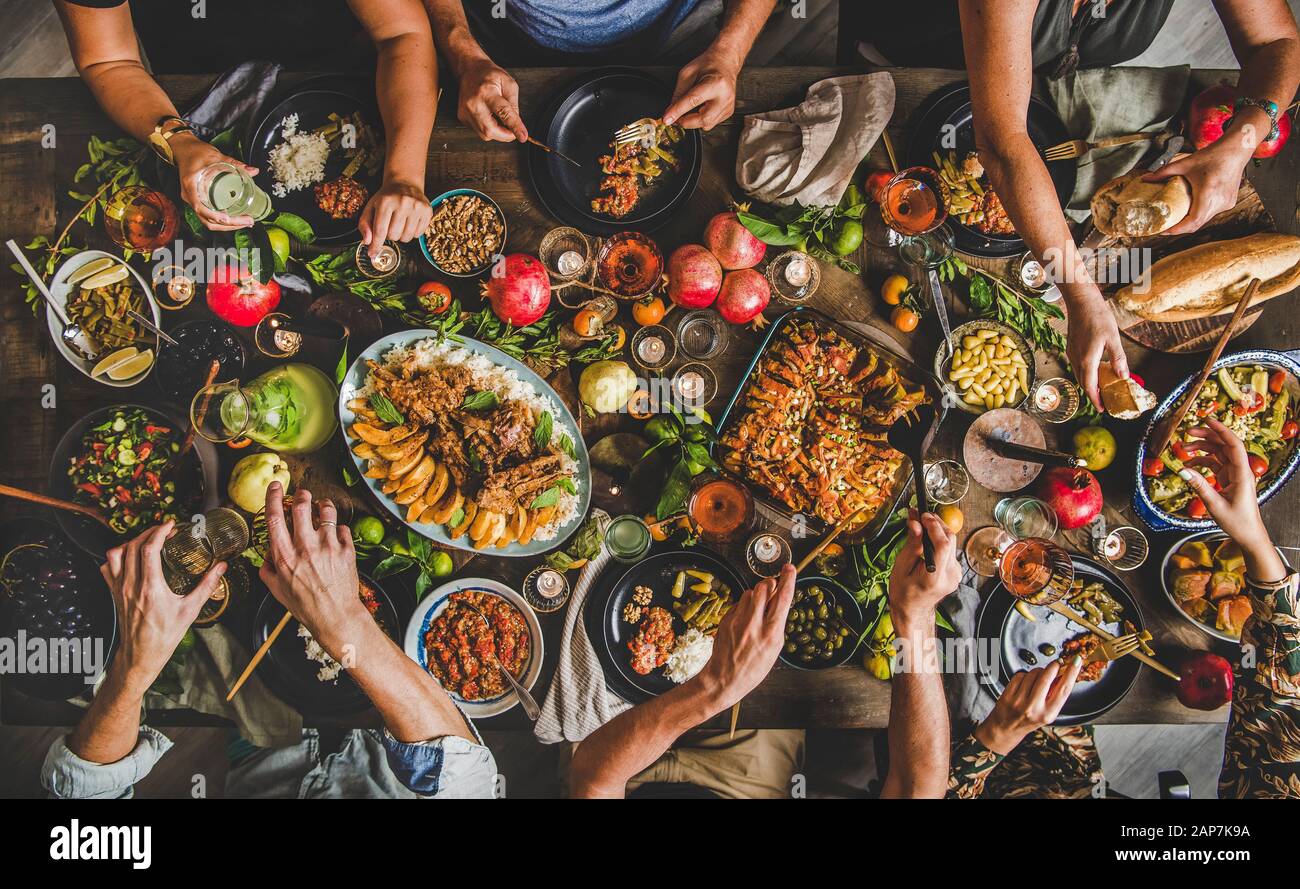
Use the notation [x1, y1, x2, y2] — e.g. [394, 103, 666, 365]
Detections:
[614, 118, 658, 148]
[1083, 632, 1141, 666]
[1041, 131, 1166, 162]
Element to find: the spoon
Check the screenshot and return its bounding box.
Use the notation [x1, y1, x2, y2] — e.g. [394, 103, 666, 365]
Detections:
[459, 600, 541, 721]
[886, 399, 940, 573]
[6, 239, 102, 360]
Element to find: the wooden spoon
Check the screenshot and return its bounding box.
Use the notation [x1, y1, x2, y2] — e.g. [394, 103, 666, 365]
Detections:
[0, 483, 113, 530]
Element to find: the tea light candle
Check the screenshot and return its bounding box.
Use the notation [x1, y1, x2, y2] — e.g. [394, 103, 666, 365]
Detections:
[751, 534, 782, 564]
[676, 370, 705, 401]
[1101, 533, 1125, 560]
[370, 244, 399, 273]
[1034, 382, 1061, 413]
[272, 328, 302, 355]
[637, 335, 666, 365]
[167, 275, 195, 302]
[784, 254, 812, 287]
[534, 569, 566, 600]
[557, 250, 585, 277]
[1020, 259, 1047, 290]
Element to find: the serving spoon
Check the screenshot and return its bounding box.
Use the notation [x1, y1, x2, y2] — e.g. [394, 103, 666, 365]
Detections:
[459, 600, 541, 721]
[6, 239, 102, 360]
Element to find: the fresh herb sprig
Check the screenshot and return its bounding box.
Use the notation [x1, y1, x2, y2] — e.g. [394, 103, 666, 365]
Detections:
[737, 188, 867, 273]
[939, 255, 1067, 357]
[641, 406, 719, 520]
[369, 392, 405, 425]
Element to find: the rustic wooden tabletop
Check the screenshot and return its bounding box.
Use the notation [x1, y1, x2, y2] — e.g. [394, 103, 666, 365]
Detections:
[1, 66, 1296, 730]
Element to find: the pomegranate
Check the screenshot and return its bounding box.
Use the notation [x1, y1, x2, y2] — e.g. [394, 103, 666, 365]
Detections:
[1176, 651, 1233, 711]
[666, 244, 723, 309]
[481, 253, 550, 326]
[1188, 83, 1290, 159]
[1038, 466, 1103, 531]
[205, 261, 280, 327]
[704, 210, 766, 270]
[716, 268, 770, 327]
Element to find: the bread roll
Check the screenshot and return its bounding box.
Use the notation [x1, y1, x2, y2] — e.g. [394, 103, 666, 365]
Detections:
[1115, 233, 1300, 322]
[1091, 171, 1191, 237]
[1098, 364, 1157, 419]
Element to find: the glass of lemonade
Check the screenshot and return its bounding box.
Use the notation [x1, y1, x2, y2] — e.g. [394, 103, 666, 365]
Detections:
[192, 363, 338, 454]
[198, 162, 272, 221]
[605, 515, 653, 563]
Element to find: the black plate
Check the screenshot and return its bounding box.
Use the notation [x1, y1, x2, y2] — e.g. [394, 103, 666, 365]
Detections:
[251, 574, 400, 717]
[905, 82, 1076, 258]
[778, 575, 864, 670]
[586, 548, 745, 703]
[976, 555, 1142, 725]
[0, 519, 117, 701]
[526, 68, 702, 235]
[47, 404, 218, 558]
[246, 88, 383, 245]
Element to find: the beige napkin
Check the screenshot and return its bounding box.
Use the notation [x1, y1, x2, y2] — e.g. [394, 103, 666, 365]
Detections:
[736, 72, 895, 208]
[534, 510, 632, 744]
[144, 622, 302, 749]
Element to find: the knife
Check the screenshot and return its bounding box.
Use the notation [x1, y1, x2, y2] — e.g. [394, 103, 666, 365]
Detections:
[985, 433, 1088, 469]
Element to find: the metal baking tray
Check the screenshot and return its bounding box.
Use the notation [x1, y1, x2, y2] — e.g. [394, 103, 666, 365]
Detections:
[712, 307, 945, 545]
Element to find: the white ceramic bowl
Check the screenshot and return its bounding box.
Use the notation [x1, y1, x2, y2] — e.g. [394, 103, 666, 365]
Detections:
[404, 577, 544, 718]
[47, 251, 161, 388]
[1160, 529, 1291, 643]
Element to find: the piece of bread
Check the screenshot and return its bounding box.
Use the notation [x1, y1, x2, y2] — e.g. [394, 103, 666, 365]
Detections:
[1115, 233, 1300, 322]
[1099, 363, 1157, 419]
[1091, 171, 1192, 237]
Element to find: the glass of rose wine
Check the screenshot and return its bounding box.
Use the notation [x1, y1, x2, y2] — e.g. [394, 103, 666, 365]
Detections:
[999, 537, 1074, 606]
[103, 185, 179, 252]
[879, 166, 953, 265]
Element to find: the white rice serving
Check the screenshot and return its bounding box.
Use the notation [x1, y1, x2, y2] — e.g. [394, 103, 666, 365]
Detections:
[664, 630, 713, 684]
[360, 337, 581, 540]
[299, 623, 343, 683]
[268, 114, 329, 198]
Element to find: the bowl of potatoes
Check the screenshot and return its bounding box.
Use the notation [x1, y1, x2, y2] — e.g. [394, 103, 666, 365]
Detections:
[935, 319, 1035, 415]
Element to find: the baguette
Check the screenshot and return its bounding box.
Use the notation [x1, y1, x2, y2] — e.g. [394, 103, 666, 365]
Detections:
[1091, 171, 1191, 237]
[1114, 233, 1300, 322]
[1098, 363, 1157, 419]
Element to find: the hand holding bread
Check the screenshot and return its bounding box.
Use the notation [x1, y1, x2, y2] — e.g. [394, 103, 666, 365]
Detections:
[1091, 171, 1192, 238]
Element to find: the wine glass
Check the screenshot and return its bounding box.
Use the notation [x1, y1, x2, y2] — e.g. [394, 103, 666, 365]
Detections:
[999, 538, 1075, 606]
[879, 166, 953, 265]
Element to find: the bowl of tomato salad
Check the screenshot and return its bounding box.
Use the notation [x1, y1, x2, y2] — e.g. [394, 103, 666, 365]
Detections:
[49, 405, 215, 556]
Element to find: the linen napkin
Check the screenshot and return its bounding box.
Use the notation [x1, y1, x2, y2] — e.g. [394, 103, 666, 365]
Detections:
[1042, 65, 1190, 222]
[944, 562, 998, 727]
[736, 72, 895, 208]
[534, 510, 633, 744]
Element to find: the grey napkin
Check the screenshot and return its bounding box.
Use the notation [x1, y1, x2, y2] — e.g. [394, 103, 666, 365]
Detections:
[1043, 65, 1190, 222]
[534, 510, 633, 744]
[737, 73, 895, 208]
[944, 562, 997, 726]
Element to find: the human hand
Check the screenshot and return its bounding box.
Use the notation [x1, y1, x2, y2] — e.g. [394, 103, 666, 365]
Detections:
[1179, 417, 1285, 581]
[101, 521, 226, 688]
[172, 134, 259, 231]
[691, 563, 796, 709]
[258, 483, 369, 657]
[1145, 143, 1248, 236]
[887, 511, 960, 631]
[359, 180, 432, 259]
[1066, 288, 1131, 411]
[663, 47, 741, 131]
[975, 660, 1081, 755]
[456, 57, 527, 143]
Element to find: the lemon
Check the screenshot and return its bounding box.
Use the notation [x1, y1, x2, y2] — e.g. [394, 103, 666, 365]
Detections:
[266, 226, 291, 267]
[80, 263, 131, 290]
[105, 348, 155, 381]
[67, 256, 119, 286]
[90, 346, 139, 379]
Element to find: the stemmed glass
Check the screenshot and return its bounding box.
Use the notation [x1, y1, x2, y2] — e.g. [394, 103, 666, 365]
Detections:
[999, 538, 1075, 606]
[878, 166, 953, 266]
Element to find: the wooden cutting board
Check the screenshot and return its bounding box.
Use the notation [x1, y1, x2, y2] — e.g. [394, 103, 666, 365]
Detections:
[1095, 181, 1276, 354]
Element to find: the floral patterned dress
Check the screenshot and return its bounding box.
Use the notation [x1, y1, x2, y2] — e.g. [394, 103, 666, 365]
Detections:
[947, 573, 1300, 799]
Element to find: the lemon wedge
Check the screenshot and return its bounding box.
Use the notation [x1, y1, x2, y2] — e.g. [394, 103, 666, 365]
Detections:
[66, 256, 119, 286]
[106, 348, 154, 381]
[91, 346, 139, 378]
[80, 263, 131, 290]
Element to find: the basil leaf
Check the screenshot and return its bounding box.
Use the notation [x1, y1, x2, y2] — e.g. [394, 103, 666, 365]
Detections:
[461, 390, 500, 412]
[530, 486, 561, 509]
[446, 506, 465, 529]
[534, 410, 553, 450]
[557, 433, 576, 459]
[558, 477, 578, 495]
[369, 392, 405, 426]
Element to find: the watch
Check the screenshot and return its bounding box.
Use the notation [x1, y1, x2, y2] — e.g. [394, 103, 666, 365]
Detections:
[148, 115, 193, 165]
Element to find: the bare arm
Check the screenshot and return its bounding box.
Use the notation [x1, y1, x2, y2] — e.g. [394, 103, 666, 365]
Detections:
[880, 513, 961, 798]
[423, 0, 527, 141]
[259, 484, 475, 743]
[664, 0, 777, 129]
[570, 564, 797, 798]
[349, 0, 437, 256]
[957, 0, 1128, 411]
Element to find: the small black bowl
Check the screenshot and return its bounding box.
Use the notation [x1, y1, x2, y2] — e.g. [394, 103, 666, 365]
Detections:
[779, 575, 864, 670]
[154, 319, 246, 402]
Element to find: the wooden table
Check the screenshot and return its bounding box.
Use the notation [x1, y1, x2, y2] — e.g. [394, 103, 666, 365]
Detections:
[2, 66, 1296, 731]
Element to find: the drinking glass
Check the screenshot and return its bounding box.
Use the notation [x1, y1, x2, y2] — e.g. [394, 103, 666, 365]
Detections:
[162, 507, 250, 582]
[197, 162, 272, 221]
[676, 310, 729, 360]
[103, 185, 179, 252]
[924, 459, 969, 505]
[964, 526, 1014, 577]
[994, 496, 1058, 539]
[879, 166, 953, 265]
[605, 515, 653, 563]
[999, 537, 1075, 606]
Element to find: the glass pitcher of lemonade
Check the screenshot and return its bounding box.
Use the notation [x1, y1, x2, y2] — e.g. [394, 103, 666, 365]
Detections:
[191, 363, 338, 454]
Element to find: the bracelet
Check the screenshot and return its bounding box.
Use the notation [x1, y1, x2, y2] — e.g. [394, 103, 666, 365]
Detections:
[1232, 97, 1281, 143]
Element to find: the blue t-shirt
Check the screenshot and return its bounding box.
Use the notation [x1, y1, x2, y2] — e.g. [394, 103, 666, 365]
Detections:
[505, 0, 702, 54]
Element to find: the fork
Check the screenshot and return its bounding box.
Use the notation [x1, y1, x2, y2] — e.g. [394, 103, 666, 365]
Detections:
[1083, 632, 1141, 666]
[614, 119, 657, 149]
[1041, 131, 1166, 162]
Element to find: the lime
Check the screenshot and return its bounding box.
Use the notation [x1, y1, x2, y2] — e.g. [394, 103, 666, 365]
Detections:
[830, 220, 863, 256]
[429, 551, 454, 577]
[382, 535, 410, 556]
[644, 416, 679, 443]
[265, 226, 291, 266]
[354, 516, 385, 545]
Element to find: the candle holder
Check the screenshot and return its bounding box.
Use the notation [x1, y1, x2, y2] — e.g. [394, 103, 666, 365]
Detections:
[746, 531, 792, 578]
[151, 264, 197, 310]
[193, 560, 249, 626]
[1093, 525, 1149, 571]
[539, 226, 592, 282]
[1027, 377, 1080, 424]
[354, 240, 402, 279]
[673, 362, 717, 410]
[675, 309, 729, 360]
[630, 324, 676, 372]
[254, 312, 302, 358]
[523, 565, 572, 614]
[766, 251, 821, 305]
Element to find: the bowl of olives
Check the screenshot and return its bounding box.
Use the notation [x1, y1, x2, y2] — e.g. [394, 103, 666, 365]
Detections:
[779, 576, 864, 670]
